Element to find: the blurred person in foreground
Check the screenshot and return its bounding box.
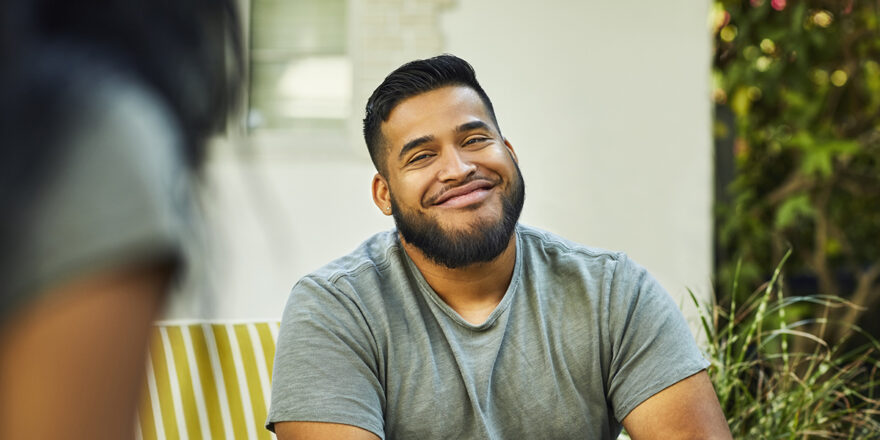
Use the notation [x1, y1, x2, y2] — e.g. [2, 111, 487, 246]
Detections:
[267, 55, 732, 439]
[0, 1, 241, 438]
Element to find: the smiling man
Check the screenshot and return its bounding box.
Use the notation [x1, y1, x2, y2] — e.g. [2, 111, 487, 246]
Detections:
[267, 55, 732, 440]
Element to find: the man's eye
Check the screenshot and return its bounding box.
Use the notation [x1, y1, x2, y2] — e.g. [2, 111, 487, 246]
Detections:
[409, 153, 432, 164]
[464, 137, 489, 146]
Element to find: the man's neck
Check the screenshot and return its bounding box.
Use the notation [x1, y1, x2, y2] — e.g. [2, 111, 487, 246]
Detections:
[400, 234, 517, 325]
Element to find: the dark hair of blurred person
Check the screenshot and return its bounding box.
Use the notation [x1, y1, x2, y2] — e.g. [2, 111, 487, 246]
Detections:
[0, 0, 242, 438]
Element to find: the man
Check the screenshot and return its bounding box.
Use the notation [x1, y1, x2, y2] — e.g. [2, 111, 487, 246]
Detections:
[267, 55, 732, 439]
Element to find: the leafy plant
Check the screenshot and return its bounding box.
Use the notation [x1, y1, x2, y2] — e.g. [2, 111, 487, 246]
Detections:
[696, 251, 880, 438]
[712, 0, 880, 350]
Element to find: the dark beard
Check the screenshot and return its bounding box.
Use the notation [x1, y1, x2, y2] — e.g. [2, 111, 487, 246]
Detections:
[390, 164, 525, 269]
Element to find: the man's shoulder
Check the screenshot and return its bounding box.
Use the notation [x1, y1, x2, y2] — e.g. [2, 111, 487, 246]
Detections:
[294, 229, 403, 293]
[517, 223, 625, 267]
[283, 229, 414, 337]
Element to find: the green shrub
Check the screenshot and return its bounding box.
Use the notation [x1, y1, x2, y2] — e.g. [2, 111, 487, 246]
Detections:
[712, 0, 880, 349]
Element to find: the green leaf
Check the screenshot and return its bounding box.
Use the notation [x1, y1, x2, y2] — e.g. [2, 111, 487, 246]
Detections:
[801, 147, 833, 177]
[811, 141, 858, 178]
[774, 193, 815, 229]
[788, 133, 859, 178]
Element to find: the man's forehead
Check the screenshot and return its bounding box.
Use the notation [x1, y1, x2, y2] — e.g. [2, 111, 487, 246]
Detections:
[380, 86, 492, 147]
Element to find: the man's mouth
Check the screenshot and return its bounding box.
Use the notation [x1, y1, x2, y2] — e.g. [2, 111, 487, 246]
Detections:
[430, 180, 496, 208]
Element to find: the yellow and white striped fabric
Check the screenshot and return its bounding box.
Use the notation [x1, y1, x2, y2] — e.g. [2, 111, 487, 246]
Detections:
[136, 321, 281, 440]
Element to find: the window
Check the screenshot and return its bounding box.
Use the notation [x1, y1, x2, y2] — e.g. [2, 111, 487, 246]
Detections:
[247, 0, 350, 147]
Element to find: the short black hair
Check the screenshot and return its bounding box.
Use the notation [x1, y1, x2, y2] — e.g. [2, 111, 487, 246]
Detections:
[362, 54, 500, 174]
[0, 0, 243, 168]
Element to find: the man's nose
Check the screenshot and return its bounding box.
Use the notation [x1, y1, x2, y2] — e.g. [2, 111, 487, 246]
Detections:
[436, 147, 476, 182]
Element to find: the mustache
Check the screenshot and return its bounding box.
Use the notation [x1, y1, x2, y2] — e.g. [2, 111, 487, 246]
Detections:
[424, 174, 500, 206]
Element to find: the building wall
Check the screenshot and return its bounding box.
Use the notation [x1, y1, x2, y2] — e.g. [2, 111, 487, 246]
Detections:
[165, 0, 713, 330]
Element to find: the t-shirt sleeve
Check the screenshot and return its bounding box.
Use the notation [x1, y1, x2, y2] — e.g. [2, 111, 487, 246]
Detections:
[605, 253, 709, 422]
[2, 77, 191, 317]
[266, 276, 385, 438]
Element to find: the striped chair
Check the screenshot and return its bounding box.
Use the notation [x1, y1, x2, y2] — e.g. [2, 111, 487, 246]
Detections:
[137, 321, 281, 440]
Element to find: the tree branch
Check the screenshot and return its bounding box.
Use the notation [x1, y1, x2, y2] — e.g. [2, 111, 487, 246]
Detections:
[765, 172, 813, 206]
[811, 187, 839, 298]
[839, 261, 880, 331]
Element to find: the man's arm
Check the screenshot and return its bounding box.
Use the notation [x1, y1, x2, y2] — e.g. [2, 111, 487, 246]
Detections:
[275, 421, 381, 440]
[622, 370, 732, 440]
[267, 276, 386, 438]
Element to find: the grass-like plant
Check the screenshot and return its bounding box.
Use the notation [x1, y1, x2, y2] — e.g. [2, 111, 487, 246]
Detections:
[695, 251, 880, 438]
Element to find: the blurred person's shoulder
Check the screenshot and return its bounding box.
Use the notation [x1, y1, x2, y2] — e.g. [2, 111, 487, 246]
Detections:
[2, 48, 194, 316]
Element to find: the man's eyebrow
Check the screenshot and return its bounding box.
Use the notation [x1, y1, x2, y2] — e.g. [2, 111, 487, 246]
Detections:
[396, 121, 491, 162]
[456, 120, 491, 133]
[398, 135, 435, 161]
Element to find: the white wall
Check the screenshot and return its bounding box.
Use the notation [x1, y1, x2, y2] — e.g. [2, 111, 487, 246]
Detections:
[164, 0, 713, 326]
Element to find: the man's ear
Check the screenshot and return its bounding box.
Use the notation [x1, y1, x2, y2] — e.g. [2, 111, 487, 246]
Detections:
[372, 173, 393, 216]
[503, 139, 518, 163]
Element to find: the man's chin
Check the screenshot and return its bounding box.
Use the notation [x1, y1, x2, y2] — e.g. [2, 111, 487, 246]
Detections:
[429, 206, 503, 228]
[399, 223, 481, 246]
[428, 221, 498, 243]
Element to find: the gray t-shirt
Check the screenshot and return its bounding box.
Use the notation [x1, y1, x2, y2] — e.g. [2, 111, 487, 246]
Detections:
[267, 225, 708, 439]
[0, 71, 192, 320]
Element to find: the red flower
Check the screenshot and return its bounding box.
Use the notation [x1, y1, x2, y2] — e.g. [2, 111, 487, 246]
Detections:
[771, 0, 786, 11]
